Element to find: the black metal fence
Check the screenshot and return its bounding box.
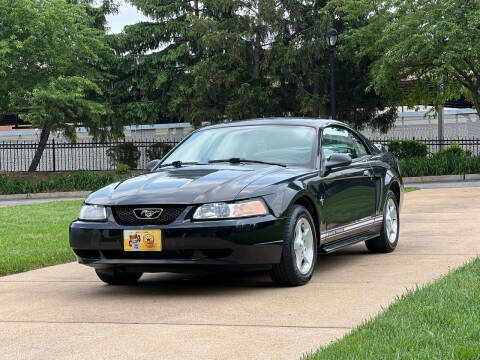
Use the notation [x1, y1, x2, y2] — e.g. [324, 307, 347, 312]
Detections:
[370, 138, 480, 156]
[1, 137, 480, 172]
[0, 139, 180, 172]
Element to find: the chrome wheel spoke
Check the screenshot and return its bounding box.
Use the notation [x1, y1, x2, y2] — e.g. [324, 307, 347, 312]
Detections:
[296, 260, 303, 272]
[385, 198, 398, 244]
[293, 216, 314, 275]
[294, 237, 303, 251]
[302, 228, 310, 239]
[295, 222, 303, 237]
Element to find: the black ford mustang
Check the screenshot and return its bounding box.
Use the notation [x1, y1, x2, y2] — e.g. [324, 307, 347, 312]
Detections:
[70, 118, 403, 286]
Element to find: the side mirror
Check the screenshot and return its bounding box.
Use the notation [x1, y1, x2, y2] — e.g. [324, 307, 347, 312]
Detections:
[325, 153, 352, 169]
[146, 159, 161, 172]
[374, 143, 388, 152]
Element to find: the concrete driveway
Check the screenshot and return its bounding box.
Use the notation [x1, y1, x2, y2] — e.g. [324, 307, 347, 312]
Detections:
[1, 187, 479, 360]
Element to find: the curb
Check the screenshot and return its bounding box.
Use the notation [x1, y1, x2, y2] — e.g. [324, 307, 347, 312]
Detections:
[404, 174, 480, 184]
[0, 191, 91, 201]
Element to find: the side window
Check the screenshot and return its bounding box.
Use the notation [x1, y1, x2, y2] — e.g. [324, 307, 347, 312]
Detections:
[322, 127, 351, 158]
[322, 127, 369, 160]
[349, 132, 369, 158]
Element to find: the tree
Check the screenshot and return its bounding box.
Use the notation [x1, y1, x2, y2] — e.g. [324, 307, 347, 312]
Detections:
[334, 0, 480, 116]
[115, 0, 396, 130]
[191, 0, 397, 127]
[0, 0, 115, 171]
[109, 0, 200, 126]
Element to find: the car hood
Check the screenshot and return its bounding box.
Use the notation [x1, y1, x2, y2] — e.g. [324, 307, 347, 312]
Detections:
[85, 164, 308, 206]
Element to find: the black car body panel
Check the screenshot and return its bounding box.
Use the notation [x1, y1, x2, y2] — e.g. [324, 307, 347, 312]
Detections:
[70, 214, 285, 269]
[85, 165, 307, 207]
[70, 118, 403, 272]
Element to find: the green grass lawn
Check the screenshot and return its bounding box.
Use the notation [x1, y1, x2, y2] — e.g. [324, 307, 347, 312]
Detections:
[0, 200, 82, 276]
[305, 258, 480, 360]
[405, 186, 420, 192]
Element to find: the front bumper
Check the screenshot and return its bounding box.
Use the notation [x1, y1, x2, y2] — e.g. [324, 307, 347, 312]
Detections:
[69, 212, 285, 272]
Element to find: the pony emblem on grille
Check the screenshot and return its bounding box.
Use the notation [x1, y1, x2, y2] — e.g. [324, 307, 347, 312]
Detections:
[133, 208, 163, 219]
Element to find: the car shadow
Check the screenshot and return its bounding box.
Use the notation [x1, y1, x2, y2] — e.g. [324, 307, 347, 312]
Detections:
[88, 242, 374, 297]
[87, 270, 276, 299]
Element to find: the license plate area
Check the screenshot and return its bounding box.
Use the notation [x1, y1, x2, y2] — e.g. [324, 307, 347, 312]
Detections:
[123, 230, 162, 251]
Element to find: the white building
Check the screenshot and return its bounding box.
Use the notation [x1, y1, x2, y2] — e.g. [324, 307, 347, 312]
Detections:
[362, 107, 480, 139]
[0, 123, 193, 142]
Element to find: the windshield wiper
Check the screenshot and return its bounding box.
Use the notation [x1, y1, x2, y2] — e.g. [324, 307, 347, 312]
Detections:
[158, 161, 206, 168]
[208, 158, 286, 167]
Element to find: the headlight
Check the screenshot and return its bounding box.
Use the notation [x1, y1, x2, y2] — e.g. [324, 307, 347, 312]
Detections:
[193, 199, 268, 220]
[78, 205, 107, 221]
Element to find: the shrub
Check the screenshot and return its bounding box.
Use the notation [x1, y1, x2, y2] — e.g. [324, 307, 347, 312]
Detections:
[387, 140, 402, 158]
[435, 143, 471, 158]
[398, 154, 480, 177]
[0, 171, 127, 195]
[388, 139, 428, 159]
[68, 171, 117, 190]
[106, 142, 140, 169]
[146, 142, 174, 161]
[401, 140, 429, 158]
[115, 163, 130, 174]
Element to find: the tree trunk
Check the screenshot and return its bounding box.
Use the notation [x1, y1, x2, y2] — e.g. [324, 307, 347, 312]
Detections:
[471, 90, 480, 119]
[313, 74, 320, 117]
[253, 5, 262, 77]
[28, 119, 56, 172]
[194, 0, 199, 17]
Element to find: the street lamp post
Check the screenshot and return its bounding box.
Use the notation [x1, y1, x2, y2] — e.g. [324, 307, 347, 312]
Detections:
[326, 28, 338, 120]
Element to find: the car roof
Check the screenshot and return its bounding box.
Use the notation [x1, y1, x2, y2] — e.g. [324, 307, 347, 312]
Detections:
[199, 117, 345, 131]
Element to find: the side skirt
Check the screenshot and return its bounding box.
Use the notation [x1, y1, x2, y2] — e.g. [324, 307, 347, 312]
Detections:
[320, 232, 379, 254]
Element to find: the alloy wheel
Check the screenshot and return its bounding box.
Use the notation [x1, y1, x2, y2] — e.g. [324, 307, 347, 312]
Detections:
[293, 216, 314, 275]
[385, 198, 398, 244]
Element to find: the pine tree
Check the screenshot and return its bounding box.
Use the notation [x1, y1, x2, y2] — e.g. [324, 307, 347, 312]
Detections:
[114, 0, 397, 129]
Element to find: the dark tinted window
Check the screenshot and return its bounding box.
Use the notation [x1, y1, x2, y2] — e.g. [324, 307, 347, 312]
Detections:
[322, 127, 369, 160]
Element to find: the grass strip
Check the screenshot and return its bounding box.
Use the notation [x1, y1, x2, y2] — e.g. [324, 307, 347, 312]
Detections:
[305, 258, 480, 360]
[0, 200, 82, 276]
[405, 187, 420, 192]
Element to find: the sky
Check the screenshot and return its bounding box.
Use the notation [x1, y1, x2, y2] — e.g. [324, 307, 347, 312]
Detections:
[105, 1, 148, 34]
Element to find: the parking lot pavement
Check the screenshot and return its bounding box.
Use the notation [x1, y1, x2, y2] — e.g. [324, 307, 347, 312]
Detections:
[1, 187, 480, 360]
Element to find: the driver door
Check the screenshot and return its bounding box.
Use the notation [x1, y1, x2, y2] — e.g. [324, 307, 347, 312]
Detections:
[321, 126, 376, 241]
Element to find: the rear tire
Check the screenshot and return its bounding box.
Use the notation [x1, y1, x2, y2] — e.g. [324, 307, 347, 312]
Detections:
[270, 205, 317, 286]
[365, 190, 399, 253]
[95, 268, 143, 285]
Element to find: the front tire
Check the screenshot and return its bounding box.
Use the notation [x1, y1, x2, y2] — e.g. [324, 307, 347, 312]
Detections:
[270, 205, 317, 286]
[95, 268, 143, 285]
[365, 190, 400, 253]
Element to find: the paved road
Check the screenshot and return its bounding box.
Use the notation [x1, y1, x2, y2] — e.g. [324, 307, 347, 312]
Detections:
[408, 180, 480, 189]
[0, 197, 84, 207]
[1, 187, 479, 359]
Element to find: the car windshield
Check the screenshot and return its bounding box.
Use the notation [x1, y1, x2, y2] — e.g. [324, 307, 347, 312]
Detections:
[162, 125, 316, 167]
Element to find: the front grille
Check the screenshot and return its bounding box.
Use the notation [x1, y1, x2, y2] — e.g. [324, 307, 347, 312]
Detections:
[101, 250, 195, 260]
[111, 205, 186, 225]
[100, 249, 232, 260]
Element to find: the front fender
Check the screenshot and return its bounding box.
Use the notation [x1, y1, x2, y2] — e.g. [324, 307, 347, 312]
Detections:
[383, 170, 404, 212]
[262, 180, 320, 219]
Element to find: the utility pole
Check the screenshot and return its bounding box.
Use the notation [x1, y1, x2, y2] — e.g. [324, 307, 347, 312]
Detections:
[325, 28, 338, 120]
[438, 106, 444, 150]
[328, 48, 336, 120]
